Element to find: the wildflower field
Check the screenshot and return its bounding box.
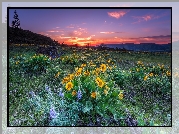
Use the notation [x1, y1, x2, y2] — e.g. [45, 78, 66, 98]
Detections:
[9, 44, 171, 126]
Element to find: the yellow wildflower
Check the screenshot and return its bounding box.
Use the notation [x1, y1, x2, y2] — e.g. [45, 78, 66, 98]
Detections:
[95, 77, 101, 83]
[166, 71, 171, 76]
[84, 71, 90, 76]
[95, 78, 105, 88]
[100, 64, 106, 72]
[104, 89, 108, 95]
[72, 90, 77, 96]
[149, 73, 153, 77]
[81, 64, 86, 68]
[91, 92, 96, 98]
[55, 72, 60, 78]
[118, 93, 124, 100]
[16, 61, 19, 65]
[144, 75, 148, 81]
[69, 74, 74, 80]
[65, 82, 73, 91]
[137, 61, 143, 65]
[62, 77, 70, 84]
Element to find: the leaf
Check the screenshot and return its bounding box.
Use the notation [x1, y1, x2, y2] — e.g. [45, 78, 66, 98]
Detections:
[150, 119, 154, 126]
[82, 101, 93, 113]
[65, 93, 72, 100]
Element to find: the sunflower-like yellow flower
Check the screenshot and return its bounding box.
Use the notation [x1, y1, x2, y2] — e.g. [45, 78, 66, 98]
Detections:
[95, 77, 105, 88]
[65, 82, 73, 91]
[137, 61, 143, 66]
[104, 89, 108, 95]
[16, 61, 19, 65]
[95, 77, 101, 83]
[100, 64, 107, 72]
[166, 71, 171, 76]
[68, 74, 74, 80]
[55, 72, 60, 78]
[149, 73, 153, 77]
[118, 93, 124, 100]
[81, 64, 86, 68]
[75, 68, 83, 76]
[91, 92, 96, 98]
[144, 75, 148, 81]
[84, 70, 90, 76]
[62, 76, 70, 84]
[72, 90, 77, 96]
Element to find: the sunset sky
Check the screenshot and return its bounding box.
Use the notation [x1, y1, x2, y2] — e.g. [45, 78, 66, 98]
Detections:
[8, 8, 171, 46]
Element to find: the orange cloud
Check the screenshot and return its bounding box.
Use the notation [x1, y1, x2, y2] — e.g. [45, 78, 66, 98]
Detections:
[107, 10, 129, 19]
[72, 28, 87, 36]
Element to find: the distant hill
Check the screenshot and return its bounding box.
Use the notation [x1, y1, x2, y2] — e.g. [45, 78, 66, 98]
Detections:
[102, 43, 171, 52]
[8, 26, 60, 46]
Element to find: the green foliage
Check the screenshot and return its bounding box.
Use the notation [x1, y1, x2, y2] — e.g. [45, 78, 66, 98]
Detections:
[9, 45, 171, 126]
[21, 54, 51, 74]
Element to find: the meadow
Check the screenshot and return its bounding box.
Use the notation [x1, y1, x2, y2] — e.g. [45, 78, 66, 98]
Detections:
[9, 44, 171, 126]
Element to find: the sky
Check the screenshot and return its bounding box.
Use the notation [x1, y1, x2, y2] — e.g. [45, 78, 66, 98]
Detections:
[2, 2, 176, 45]
[8, 8, 171, 46]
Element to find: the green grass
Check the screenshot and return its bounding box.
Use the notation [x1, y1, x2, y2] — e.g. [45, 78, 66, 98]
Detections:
[9, 45, 171, 126]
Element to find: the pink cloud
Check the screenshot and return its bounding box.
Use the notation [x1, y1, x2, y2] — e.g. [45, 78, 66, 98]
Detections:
[107, 10, 129, 19]
[47, 30, 59, 33]
[67, 26, 75, 28]
[100, 31, 124, 34]
[72, 28, 87, 36]
[132, 13, 163, 24]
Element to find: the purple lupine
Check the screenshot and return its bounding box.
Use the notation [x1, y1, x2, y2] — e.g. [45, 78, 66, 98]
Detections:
[45, 85, 51, 92]
[77, 90, 82, 100]
[50, 107, 57, 119]
[59, 88, 64, 98]
[29, 91, 35, 97]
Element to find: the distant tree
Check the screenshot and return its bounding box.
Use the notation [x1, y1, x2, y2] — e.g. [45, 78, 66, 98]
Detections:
[12, 10, 21, 29]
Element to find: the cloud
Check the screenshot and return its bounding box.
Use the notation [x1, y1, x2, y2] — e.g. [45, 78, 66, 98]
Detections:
[47, 30, 59, 33]
[47, 30, 64, 33]
[67, 26, 75, 28]
[107, 10, 129, 19]
[140, 35, 171, 39]
[66, 24, 76, 28]
[100, 31, 124, 34]
[132, 12, 168, 24]
[133, 35, 171, 44]
[58, 36, 71, 39]
[72, 28, 88, 36]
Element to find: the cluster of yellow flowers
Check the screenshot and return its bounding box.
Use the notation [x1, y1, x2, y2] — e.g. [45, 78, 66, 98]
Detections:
[95, 77, 105, 88]
[144, 72, 154, 81]
[65, 82, 74, 91]
[60, 62, 124, 100]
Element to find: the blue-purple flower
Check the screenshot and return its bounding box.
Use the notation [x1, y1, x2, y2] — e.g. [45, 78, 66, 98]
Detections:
[59, 88, 64, 98]
[45, 85, 51, 92]
[77, 90, 82, 100]
[29, 91, 35, 97]
[50, 107, 57, 119]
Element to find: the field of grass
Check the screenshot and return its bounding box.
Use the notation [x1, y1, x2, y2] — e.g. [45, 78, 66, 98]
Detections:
[9, 44, 171, 126]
